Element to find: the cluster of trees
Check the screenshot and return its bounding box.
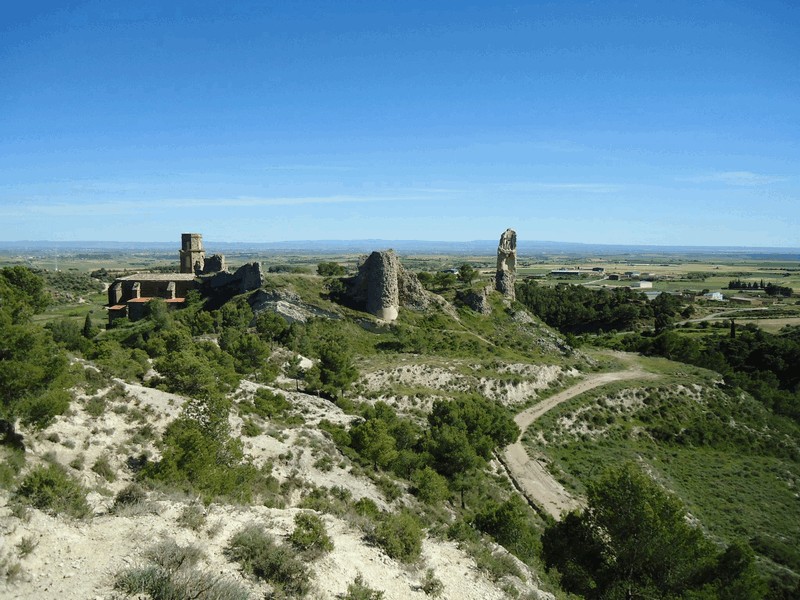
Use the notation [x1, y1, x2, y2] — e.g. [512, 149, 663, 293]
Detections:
[728, 279, 793, 297]
[316, 262, 346, 277]
[516, 281, 686, 334]
[323, 395, 518, 508]
[0, 267, 74, 448]
[2, 267, 361, 500]
[42, 270, 105, 299]
[267, 264, 312, 274]
[618, 326, 800, 424]
[416, 264, 480, 293]
[128, 299, 359, 498]
[543, 463, 766, 599]
[321, 397, 544, 566]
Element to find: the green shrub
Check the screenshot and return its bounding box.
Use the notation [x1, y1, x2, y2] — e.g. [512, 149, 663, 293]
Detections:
[473, 495, 541, 563]
[342, 574, 385, 600]
[288, 512, 334, 558]
[177, 503, 207, 531]
[84, 396, 106, 417]
[115, 566, 189, 599]
[0, 447, 25, 491]
[470, 543, 524, 581]
[14, 464, 90, 518]
[372, 511, 423, 563]
[412, 467, 450, 505]
[420, 568, 444, 597]
[298, 485, 352, 516]
[447, 519, 480, 544]
[0, 555, 22, 583]
[113, 483, 147, 511]
[114, 539, 248, 600]
[142, 411, 265, 503]
[373, 474, 402, 502]
[354, 497, 381, 519]
[16, 535, 38, 558]
[252, 388, 291, 418]
[313, 455, 334, 471]
[241, 418, 262, 437]
[91, 456, 117, 482]
[225, 525, 311, 597]
[145, 539, 204, 571]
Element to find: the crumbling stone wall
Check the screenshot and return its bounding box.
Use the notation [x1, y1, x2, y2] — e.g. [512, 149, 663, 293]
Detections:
[207, 262, 264, 295]
[202, 254, 226, 273]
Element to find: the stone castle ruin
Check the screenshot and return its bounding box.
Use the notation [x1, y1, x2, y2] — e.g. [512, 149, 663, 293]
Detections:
[107, 233, 259, 323]
[495, 228, 517, 300]
[107, 230, 518, 324]
[180, 233, 227, 275]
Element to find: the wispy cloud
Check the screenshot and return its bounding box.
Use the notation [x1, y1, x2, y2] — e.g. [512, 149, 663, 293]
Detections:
[498, 182, 623, 194]
[683, 171, 787, 187]
[0, 192, 444, 218]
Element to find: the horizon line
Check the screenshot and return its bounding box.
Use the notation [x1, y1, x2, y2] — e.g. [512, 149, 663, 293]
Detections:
[1, 238, 799, 252]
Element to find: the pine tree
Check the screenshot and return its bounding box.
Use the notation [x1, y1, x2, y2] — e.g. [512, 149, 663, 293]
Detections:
[82, 312, 93, 338]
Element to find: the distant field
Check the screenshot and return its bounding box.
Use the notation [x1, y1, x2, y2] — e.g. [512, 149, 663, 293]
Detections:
[746, 317, 800, 333]
[3, 248, 798, 332]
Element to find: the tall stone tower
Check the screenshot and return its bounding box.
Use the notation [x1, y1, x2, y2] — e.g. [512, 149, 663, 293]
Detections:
[495, 228, 517, 300]
[179, 233, 205, 274]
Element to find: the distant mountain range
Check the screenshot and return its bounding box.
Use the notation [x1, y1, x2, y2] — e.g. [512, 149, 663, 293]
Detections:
[1, 239, 798, 259]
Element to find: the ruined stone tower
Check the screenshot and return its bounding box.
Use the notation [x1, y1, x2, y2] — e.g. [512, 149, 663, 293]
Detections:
[495, 228, 517, 300]
[180, 233, 205, 274]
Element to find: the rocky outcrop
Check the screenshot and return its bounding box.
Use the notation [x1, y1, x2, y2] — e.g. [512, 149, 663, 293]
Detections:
[354, 251, 400, 320]
[495, 228, 517, 300]
[458, 284, 493, 315]
[345, 250, 429, 321]
[249, 288, 340, 324]
[398, 267, 430, 311]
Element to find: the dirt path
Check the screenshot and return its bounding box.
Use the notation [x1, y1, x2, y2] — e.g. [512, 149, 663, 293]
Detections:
[501, 358, 656, 520]
[676, 306, 768, 325]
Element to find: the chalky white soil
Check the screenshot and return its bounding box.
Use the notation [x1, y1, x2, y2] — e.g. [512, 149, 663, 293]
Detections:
[0, 371, 554, 600]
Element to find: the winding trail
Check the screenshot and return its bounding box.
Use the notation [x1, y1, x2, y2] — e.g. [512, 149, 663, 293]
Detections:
[500, 355, 657, 520]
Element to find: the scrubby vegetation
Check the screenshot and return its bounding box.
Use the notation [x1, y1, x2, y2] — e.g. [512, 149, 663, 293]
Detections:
[13, 463, 90, 518]
[528, 361, 800, 595]
[543, 463, 766, 599]
[2, 262, 798, 597]
[225, 524, 312, 597]
[517, 279, 685, 334]
[615, 325, 800, 423]
[115, 539, 248, 600]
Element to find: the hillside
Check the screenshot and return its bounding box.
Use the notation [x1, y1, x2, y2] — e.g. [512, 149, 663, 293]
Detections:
[1, 268, 583, 599]
[1, 265, 795, 598]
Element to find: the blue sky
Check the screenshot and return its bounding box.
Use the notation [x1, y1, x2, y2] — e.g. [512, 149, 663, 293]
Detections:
[1, 1, 798, 246]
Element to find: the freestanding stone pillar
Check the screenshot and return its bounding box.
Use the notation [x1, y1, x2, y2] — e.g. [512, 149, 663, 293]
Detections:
[495, 228, 517, 300]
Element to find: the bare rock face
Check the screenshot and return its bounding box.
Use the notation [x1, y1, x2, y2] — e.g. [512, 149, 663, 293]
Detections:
[398, 267, 430, 311]
[345, 250, 428, 321]
[458, 284, 493, 315]
[364, 251, 400, 320]
[250, 288, 340, 324]
[495, 228, 517, 300]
